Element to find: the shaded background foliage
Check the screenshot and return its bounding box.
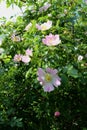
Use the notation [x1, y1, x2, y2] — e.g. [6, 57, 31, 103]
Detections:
[0, 0, 87, 129]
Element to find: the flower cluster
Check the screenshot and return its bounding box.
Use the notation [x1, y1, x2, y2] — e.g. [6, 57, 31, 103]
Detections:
[36, 21, 61, 46]
[13, 8, 61, 92]
[37, 68, 61, 92]
[36, 15, 61, 92]
[14, 48, 33, 64]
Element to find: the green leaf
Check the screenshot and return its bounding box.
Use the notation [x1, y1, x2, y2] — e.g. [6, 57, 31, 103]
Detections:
[67, 65, 79, 78]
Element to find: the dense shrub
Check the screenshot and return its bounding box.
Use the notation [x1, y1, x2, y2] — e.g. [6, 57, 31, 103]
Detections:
[0, 0, 87, 129]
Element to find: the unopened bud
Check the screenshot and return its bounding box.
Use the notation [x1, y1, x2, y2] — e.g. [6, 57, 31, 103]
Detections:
[54, 111, 60, 117]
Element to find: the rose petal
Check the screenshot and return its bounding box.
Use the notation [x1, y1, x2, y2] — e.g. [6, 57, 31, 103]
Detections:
[43, 83, 54, 92]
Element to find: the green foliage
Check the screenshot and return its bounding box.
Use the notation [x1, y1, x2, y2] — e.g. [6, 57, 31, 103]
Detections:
[0, 0, 87, 129]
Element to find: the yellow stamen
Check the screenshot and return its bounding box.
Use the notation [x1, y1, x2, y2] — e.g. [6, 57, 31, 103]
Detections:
[45, 73, 52, 82]
[41, 25, 47, 30]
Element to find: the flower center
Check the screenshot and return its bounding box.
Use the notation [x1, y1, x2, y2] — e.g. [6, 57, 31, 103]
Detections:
[49, 38, 53, 43]
[18, 57, 21, 61]
[41, 25, 47, 30]
[13, 36, 20, 42]
[45, 73, 52, 82]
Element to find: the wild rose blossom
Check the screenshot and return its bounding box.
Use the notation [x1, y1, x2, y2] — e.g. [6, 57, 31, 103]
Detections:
[25, 48, 33, 56]
[25, 23, 32, 31]
[21, 55, 31, 63]
[13, 54, 22, 62]
[11, 34, 21, 42]
[36, 21, 52, 31]
[37, 68, 61, 92]
[39, 2, 51, 12]
[42, 33, 61, 46]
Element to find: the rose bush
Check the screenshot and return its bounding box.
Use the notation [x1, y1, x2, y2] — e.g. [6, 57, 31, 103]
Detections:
[0, 0, 87, 129]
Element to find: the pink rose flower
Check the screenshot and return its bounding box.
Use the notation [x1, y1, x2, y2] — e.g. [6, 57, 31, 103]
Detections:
[25, 48, 33, 56]
[21, 55, 31, 63]
[42, 33, 61, 46]
[37, 68, 61, 92]
[13, 54, 22, 62]
[36, 20, 52, 31]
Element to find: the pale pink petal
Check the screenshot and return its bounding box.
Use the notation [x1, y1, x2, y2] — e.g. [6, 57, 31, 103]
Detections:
[41, 21, 52, 30]
[46, 68, 58, 75]
[37, 68, 46, 84]
[48, 33, 53, 37]
[43, 83, 54, 92]
[53, 77, 61, 87]
[47, 20, 52, 25]
[36, 24, 41, 30]
[37, 68, 45, 76]
[26, 49, 33, 56]
[21, 55, 31, 63]
[42, 38, 46, 44]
